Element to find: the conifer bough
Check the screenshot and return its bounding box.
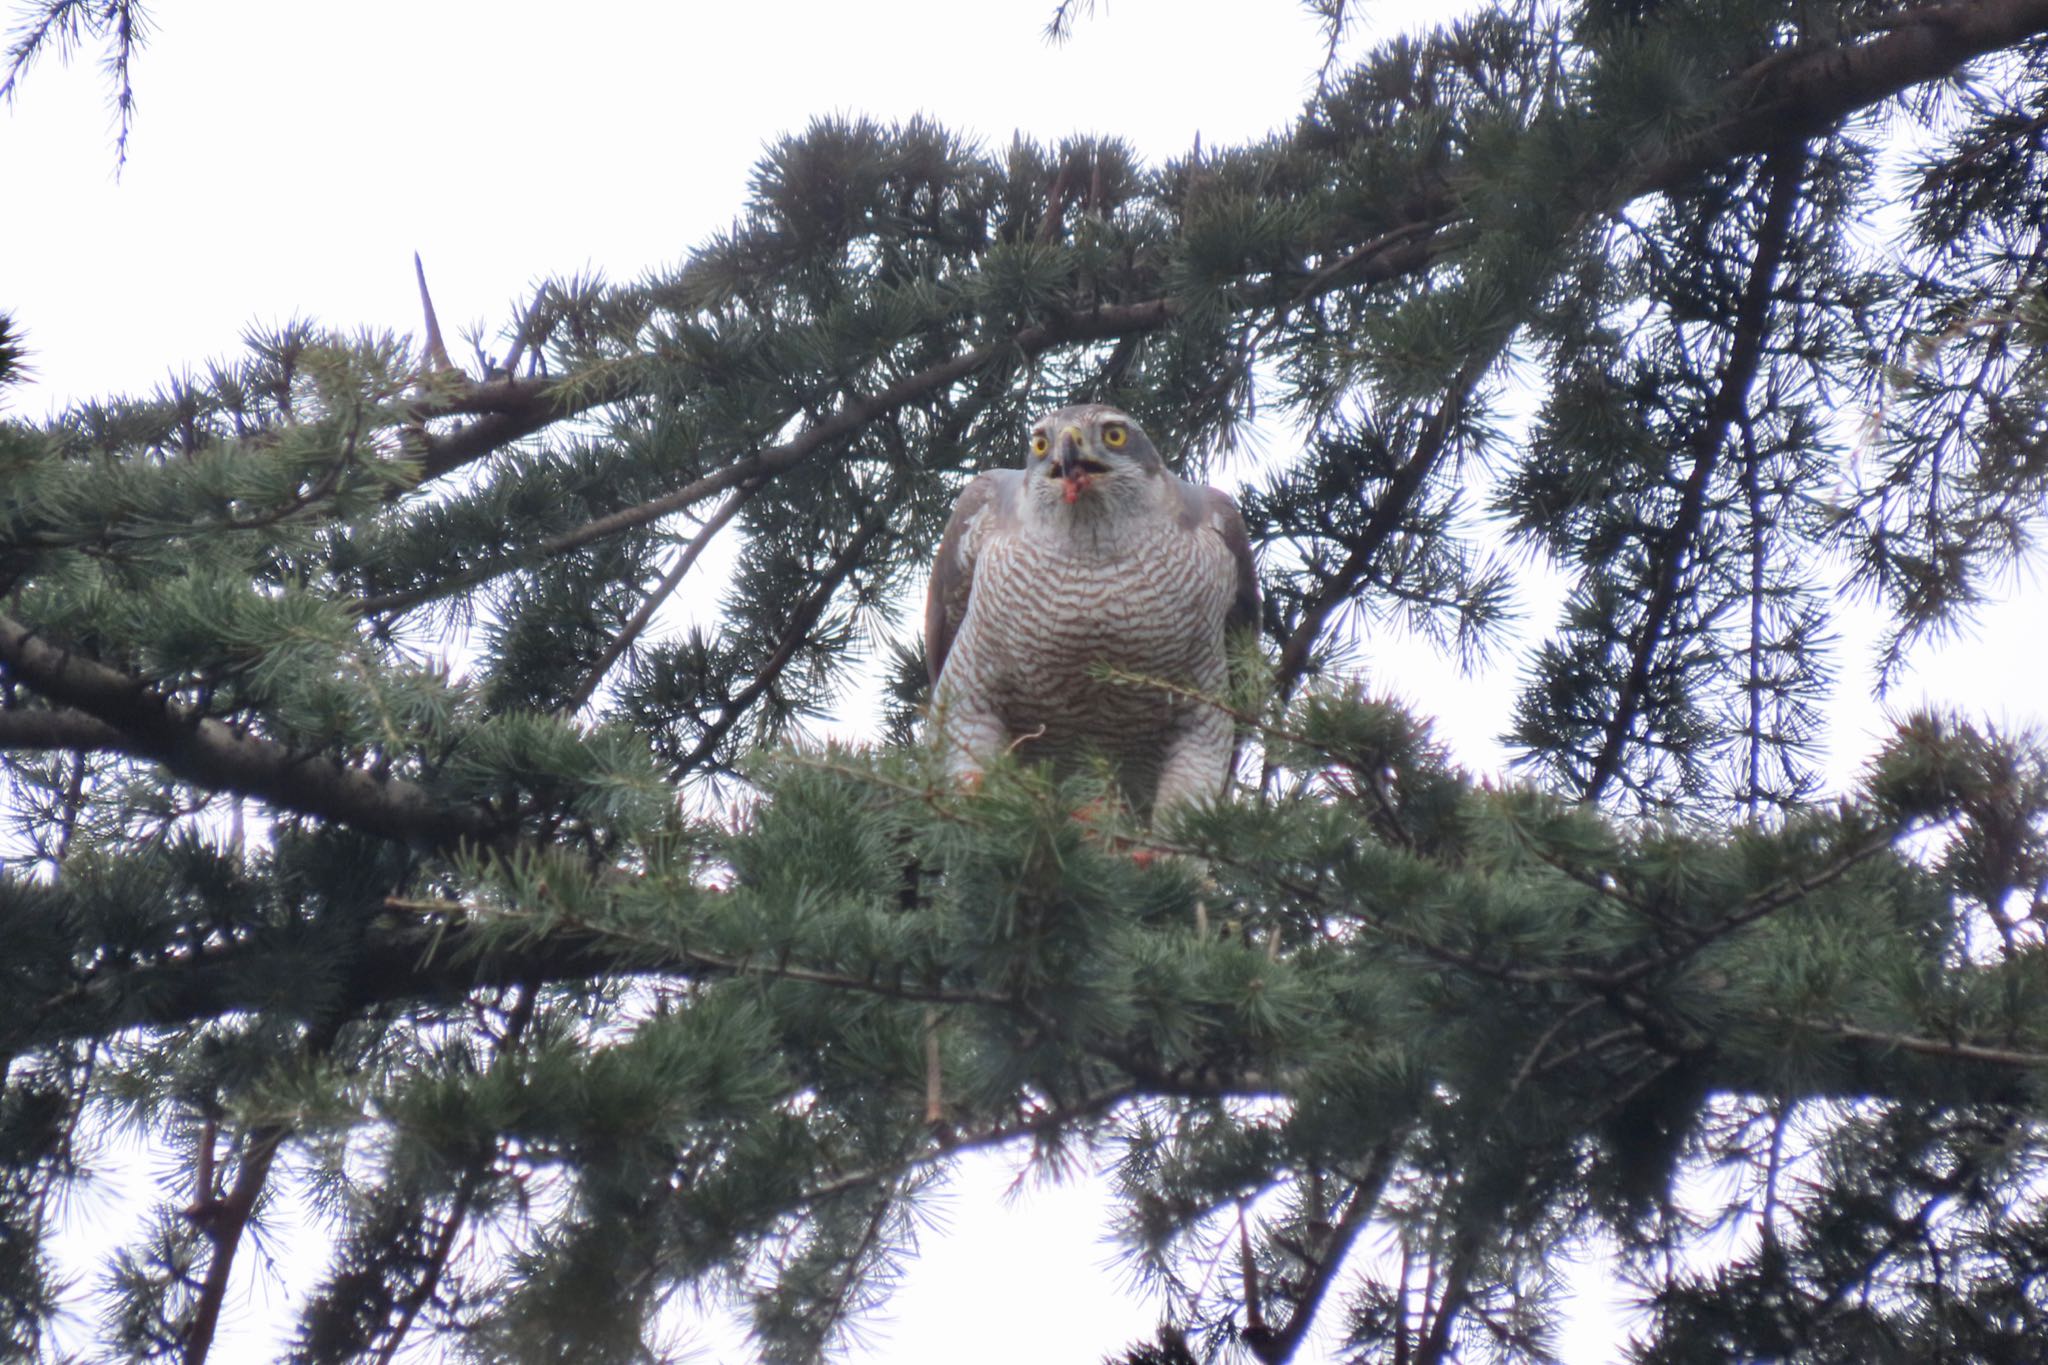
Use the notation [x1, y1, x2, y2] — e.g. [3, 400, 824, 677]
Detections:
[4, 1, 2048, 1362]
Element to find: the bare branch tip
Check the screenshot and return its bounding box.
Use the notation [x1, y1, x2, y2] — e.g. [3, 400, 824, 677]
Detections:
[413, 251, 456, 376]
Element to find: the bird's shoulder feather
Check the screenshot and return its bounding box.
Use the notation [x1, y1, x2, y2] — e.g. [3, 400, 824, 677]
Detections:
[1174, 478, 1260, 634]
[924, 470, 1021, 688]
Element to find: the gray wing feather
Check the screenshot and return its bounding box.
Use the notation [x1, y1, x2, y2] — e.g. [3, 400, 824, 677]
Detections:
[1207, 488, 1260, 634]
[924, 471, 1017, 688]
[1179, 482, 1259, 634]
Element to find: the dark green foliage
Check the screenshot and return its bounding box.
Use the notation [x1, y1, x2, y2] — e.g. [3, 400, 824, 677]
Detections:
[5, 1, 2048, 1361]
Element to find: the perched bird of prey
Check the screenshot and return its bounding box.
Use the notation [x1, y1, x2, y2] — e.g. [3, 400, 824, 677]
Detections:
[925, 404, 1259, 819]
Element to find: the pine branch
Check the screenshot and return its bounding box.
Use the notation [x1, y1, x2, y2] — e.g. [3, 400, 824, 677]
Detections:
[54, 747, 86, 862]
[1742, 415, 1769, 820]
[1272, 345, 1499, 696]
[799, 1082, 1137, 1203]
[1249, 811, 1904, 1003]
[1581, 144, 1807, 803]
[0, 705, 127, 751]
[13, 9, 2048, 1359]
[0, 612, 508, 854]
[791, 1186, 900, 1361]
[1260, 865, 1613, 988]
[379, 896, 1023, 1009]
[1253, 1144, 1401, 1365]
[360, 302, 1176, 620]
[1529, 1022, 1650, 1082]
[1613, 825, 1907, 986]
[0, 1, 150, 167]
[1090, 1042, 1296, 1100]
[371, 986, 534, 1363]
[1497, 995, 1615, 1105]
[1043, 0, 1099, 42]
[556, 479, 760, 716]
[673, 505, 897, 775]
[11, 791, 1903, 1058]
[1771, 1016, 2048, 1069]
[182, 1123, 286, 1365]
[1630, 0, 2048, 194]
[182, 1018, 346, 1363]
[1412, 1222, 1482, 1365]
[1265, 1, 2048, 696]
[369, 1182, 473, 1365]
[1289, 214, 1459, 306]
[341, 2, 2048, 640]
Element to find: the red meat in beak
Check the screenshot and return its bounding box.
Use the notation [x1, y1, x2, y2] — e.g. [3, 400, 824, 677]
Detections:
[1052, 429, 1105, 503]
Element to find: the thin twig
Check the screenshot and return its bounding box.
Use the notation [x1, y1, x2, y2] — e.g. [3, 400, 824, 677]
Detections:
[372, 985, 537, 1362]
[1532, 1022, 1652, 1078]
[1770, 1015, 2048, 1069]
[1502, 994, 1611, 1099]
[672, 506, 897, 775]
[360, 303, 1173, 618]
[799, 1082, 1136, 1203]
[372, 1182, 474, 1365]
[1582, 143, 1805, 803]
[1273, 344, 1501, 698]
[556, 480, 759, 716]
[379, 896, 1018, 1008]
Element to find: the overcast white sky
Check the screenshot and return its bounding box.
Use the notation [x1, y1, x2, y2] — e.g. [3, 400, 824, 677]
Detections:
[5, 1, 2046, 1361]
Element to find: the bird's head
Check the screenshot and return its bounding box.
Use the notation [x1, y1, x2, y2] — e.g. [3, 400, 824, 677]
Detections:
[1023, 404, 1165, 515]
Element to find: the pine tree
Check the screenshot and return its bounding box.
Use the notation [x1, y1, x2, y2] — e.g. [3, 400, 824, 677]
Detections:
[5, 1, 2048, 1360]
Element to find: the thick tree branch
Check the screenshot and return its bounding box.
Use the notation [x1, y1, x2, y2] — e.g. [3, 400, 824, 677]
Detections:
[183, 1123, 287, 1365]
[0, 614, 507, 855]
[1256, 1146, 1402, 1365]
[1632, 0, 2048, 194]
[408, 372, 629, 481]
[0, 705, 128, 751]
[11, 902, 1020, 1058]
[14, 835, 2004, 1117]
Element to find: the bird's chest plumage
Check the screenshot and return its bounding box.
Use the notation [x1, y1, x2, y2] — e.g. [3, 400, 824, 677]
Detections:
[953, 517, 1231, 757]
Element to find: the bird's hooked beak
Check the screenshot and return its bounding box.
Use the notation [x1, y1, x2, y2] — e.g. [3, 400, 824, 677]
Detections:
[1051, 425, 1107, 504]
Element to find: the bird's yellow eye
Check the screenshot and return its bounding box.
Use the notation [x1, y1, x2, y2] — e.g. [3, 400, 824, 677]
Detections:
[1102, 423, 1128, 448]
[1030, 432, 1049, 456]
